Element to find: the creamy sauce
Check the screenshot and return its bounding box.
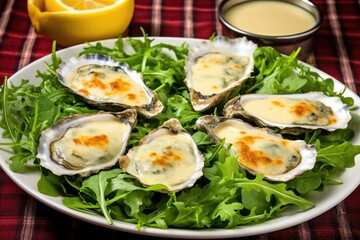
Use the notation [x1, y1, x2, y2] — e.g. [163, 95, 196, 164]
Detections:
[242, 97, 336, 126]
[191, 52, 249, 95]
[224, 1, 317, 36]
[131, 133, 196, 189]
[70, 64, 151, 106]
[213, 121, 300, 175]
[51, 116, 128, 169]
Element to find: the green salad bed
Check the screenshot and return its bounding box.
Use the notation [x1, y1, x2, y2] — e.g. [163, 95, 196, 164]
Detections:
[0, 34, 359, 229]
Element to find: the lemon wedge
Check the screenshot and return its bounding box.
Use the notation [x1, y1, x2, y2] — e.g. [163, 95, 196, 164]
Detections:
[28, 0, 134, 46]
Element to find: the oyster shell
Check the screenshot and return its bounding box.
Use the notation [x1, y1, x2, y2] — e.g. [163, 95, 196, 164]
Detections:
[196, 115, 317, 182]
[37, 109, 137, 177]
[223, 92, 351, 134]
[120, 118, 204, 192]
[184, 36, 257, 112]
[57, 54, 163, 118]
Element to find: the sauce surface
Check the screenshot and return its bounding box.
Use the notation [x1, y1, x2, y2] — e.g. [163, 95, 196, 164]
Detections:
[224, 1, 316, 36]
[241, 97, 336, 126]
[213, 121, 300, 175]
[131, 133, 197, 189]
[70, 64, 151, 106]
[191, 52, 249, 95]
[51, 116, 128, 169]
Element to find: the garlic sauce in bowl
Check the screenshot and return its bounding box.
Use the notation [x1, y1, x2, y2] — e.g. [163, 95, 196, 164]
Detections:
[218, 0, 323, 59]
[224, 1, 316, 36]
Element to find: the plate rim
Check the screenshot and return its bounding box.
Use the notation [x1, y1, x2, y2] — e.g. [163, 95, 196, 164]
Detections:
[1, 36, 359, 239]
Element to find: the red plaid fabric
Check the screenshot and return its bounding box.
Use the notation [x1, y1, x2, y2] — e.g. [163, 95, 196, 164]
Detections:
[0, 0, 359, 239]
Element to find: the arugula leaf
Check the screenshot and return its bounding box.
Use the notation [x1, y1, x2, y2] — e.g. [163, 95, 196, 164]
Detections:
[192, 131, 211, 146]
[289, 128, 360, 194]
[236, 175, 315, 211]
[247, 46, 351, 107]
[241, 188, 271, 214]
[316, 129, 355, 145]
[37, 167, 65, 197]
[317, 141, 359, 168]
[287, 170, 322, 194]
[211, 198, 244, 228]
[80, 169, 122, 224]
[165, 201, 204, 228]
[63, 196, 100, 210]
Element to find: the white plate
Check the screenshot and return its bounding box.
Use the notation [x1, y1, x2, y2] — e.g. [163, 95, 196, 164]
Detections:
[1, 37, 360, 239]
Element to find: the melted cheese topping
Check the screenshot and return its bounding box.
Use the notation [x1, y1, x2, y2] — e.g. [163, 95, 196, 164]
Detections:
[242, 97, 337, 126]
[191, 52, 249, 95]
[69, 64, 151, 106]
[213, 121, 301, 175]
[51, 117, 128, 169]
[131, 133, 196, 188]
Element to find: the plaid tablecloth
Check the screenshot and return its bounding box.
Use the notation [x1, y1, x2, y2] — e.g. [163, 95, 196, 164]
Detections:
[0, 0, 359, 239]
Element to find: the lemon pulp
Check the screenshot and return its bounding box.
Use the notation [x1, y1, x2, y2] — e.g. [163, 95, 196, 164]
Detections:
[45, 0, 120, 12]
[61, 0, 118, 10]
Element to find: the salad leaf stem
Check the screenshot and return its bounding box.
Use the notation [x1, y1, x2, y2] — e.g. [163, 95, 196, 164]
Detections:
[1, 77, 16, 141]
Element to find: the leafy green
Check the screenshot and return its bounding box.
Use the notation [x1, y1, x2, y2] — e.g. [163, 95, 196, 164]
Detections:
[317, 142, 358, 168]
[37, 167, 65, 197]
[80, 31, 188, 91]
[0, 35, 359, 229]
[80, 169, 121, 224]
[0, 42, 96, 171]
[287, 170, 322, 194]
[245, 47, 354, 107]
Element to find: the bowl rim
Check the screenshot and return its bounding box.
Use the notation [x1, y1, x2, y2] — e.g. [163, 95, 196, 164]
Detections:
[218, 0, 323, 41]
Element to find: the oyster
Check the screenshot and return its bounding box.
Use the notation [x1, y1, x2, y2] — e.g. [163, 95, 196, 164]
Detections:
[120, 118, 204, 192]
[184, 36, 257, 112]
[196, 115, 317, 182]
[57, 54, 163, 118]
[223, 92, 351, 134]
[37, 109, 137, 177]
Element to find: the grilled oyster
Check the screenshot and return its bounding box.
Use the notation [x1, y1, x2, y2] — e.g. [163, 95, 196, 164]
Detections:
[120, 118, 204, 192]
[184, 36, 257, 112]
[37, 109, 137, 177]
[223, 92, 351, 134]
[57, 54, 163, 118]
[196, 115, 317, 182]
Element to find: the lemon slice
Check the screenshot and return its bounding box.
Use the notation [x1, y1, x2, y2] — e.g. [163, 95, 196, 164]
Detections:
[45, 0, 119, 12]
[28, 0, 134, 46]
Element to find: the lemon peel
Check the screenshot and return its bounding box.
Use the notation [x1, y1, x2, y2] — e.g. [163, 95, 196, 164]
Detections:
[28, 0, 134, 46]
